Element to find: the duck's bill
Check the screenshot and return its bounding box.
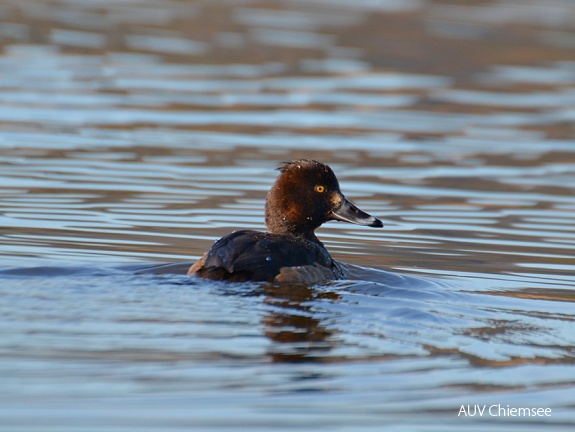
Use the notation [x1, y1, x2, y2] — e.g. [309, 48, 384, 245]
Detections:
[332, 196, 383, 228]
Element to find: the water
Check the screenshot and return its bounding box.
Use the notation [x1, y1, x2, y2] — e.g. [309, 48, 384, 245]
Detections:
[1, 0, 574, 430]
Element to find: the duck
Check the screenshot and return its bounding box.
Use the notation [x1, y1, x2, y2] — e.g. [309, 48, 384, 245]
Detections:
[188, 160, 383, 284]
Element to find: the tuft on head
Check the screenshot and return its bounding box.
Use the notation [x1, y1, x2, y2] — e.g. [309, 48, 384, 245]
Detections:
[277, 159, 337, 182]
[278, 159, 320, 172]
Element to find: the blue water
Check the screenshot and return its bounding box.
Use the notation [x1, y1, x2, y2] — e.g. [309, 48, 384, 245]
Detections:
[1, 263, 574, 431]
[1, 0, 575, 430]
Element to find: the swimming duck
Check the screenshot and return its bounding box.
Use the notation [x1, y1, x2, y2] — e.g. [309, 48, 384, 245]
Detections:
[188, 160, 383, 284]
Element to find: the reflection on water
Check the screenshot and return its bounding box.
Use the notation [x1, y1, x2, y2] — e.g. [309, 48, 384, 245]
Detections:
[1, 0, 574, 430]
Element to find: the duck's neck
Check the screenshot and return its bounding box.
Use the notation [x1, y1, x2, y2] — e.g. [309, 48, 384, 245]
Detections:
[265, 213, 322, 244]
[266, 219, 319, 242]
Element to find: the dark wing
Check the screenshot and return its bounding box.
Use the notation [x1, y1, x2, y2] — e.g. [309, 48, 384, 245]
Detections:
[189, 230, 338, 283]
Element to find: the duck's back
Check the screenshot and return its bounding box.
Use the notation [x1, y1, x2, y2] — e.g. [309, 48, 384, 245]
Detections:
[188, 230, 343, 284]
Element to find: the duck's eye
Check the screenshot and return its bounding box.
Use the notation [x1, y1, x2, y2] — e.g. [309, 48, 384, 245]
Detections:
[314, 185, 326, 193]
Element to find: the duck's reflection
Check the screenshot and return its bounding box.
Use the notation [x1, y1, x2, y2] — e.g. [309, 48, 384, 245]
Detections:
[261, 283, 340, 363]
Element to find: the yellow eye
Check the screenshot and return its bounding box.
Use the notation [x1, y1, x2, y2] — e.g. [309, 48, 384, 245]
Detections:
[315, 185, 325, 193]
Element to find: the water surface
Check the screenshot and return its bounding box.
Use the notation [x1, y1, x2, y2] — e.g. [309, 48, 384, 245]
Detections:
[1, 0, 574, 431]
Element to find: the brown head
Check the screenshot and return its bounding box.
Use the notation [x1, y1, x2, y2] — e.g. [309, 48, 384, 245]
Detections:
[265, 160, 383, 242]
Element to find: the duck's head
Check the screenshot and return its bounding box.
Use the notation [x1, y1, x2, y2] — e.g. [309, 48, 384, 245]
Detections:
[265, 159, 383, 240]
